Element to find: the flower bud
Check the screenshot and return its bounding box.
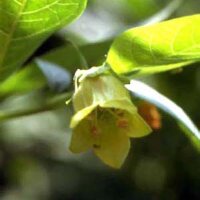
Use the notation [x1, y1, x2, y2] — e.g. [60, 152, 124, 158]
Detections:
[138, 101, 162, 130]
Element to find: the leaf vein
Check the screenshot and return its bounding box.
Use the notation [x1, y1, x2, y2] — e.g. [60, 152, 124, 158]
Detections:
[13, 0, 22, 6]
[13, 13, 76, 41]
[21, 1, 77, 15]
[0, 0, 28, 67]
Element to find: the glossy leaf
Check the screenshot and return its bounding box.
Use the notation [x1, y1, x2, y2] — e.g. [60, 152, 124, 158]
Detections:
[0, 0, 87, 80]
[107, 15, 200, 77]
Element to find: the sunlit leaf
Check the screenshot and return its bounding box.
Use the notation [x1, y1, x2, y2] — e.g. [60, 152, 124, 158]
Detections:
[0, 0, 87, 80]
[107, 15, 200, 77]
[125, 80, 200, 147]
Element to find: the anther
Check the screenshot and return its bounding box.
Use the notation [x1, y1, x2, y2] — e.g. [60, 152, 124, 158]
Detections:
[90, 126, 100, 137]
[117, 119, 129, 128]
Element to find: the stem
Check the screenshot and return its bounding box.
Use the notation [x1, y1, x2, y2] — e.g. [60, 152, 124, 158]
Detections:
[0, 92, 72, 122]
[78, 64, 110, 82]
[67, 40, 89, 69]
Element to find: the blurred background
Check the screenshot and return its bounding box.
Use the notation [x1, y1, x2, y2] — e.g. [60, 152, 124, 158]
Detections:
[0, 0, 200, 199]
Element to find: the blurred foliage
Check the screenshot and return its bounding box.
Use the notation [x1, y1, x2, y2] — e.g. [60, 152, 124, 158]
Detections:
[0, 0, 200, 200]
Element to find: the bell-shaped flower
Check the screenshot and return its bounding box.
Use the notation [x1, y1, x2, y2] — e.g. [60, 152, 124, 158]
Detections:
[69, 73, 151, 168]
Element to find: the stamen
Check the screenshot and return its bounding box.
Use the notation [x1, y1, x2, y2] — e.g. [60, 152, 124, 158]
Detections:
[86, 114, 94, 121]
[117, 119, 129, 128]
[90, 109, 101, 137]
[90, 126, 100, 137]
[107, 108, 120, 118]
[115, 109, 124, 117]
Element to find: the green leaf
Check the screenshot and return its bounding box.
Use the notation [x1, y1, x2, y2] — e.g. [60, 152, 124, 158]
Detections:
[0, 0, 87, 80]
[107, 15, 200, 77]
[0, 64, 46, 97]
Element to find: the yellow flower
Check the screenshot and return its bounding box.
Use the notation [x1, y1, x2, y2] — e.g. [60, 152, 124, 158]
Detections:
[69, 73, 151, 168]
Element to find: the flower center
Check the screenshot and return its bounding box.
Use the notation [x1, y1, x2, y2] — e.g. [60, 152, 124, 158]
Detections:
[87, 107, 130, 134]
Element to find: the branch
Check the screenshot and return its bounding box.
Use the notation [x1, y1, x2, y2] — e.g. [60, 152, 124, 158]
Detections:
[0, 92, 72, 122]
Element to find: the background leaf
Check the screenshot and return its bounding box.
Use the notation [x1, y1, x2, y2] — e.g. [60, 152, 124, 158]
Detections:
[0, 0, 87, 80]
[63, 0, 183, 44]
[0, 63, 46, 98]
[107, 14, 200, 77]
[35, 59, 71, 92]
[0, 41, 110, 97]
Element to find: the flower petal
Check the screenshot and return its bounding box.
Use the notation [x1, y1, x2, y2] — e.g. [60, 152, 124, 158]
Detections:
[102, 99, 151, 138]
[127, 113, 152, 138]
[70, 105, 97, 128]
[101, 99, 137, 113]
[93, 117, 130, 168]
[69, 120, 93, 153]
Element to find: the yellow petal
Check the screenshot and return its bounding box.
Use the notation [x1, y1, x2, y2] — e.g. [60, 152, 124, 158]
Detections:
[127, 113, 151, 138]
[69, 120, 93, 153]
[93, 116, 130, 168]
[70, 105, 96, 128]
[101, 99, 151, 138]
[101, 99, 137, 113]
